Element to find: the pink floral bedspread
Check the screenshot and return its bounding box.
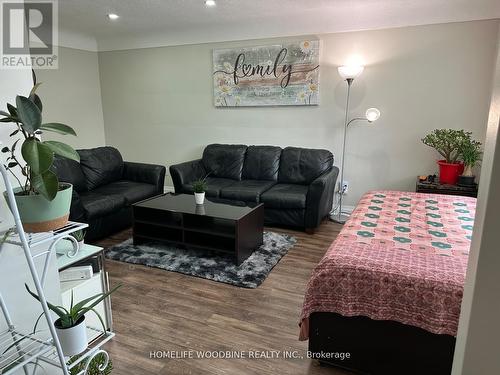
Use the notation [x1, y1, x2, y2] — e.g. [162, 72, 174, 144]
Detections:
[299, 190, 476, 340]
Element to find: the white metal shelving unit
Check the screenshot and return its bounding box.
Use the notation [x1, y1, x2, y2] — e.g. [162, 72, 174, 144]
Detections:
[0, 163, 114, 375]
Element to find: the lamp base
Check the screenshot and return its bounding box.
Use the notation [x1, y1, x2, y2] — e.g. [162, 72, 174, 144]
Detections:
[330, 212, 350, 224]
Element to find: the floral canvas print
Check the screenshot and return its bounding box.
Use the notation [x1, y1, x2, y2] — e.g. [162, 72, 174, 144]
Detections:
[213, 40, 320, 107]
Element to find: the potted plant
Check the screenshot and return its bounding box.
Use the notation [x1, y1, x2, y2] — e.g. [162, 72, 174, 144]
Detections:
[1, 77, 79, 232]
[422, 129, 468, 184]
[25, 283, 121, 356]
[192, 179, 207, 205]
[71, 229, 86, 250]
[458, 136, 482, 187]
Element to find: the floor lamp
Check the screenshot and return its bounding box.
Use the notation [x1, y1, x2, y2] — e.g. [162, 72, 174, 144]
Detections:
[331, 65, 381, 224]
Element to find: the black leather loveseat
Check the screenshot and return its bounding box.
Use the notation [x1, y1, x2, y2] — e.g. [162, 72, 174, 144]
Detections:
[170, 144, 338, 232]
[52, 146, 166, 241]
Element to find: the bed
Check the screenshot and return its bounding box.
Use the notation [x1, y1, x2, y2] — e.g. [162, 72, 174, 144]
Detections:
[300, 190, 476, 374]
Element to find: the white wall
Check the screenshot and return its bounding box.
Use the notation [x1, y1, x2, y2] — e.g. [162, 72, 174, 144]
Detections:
[35, 46, 106, 149]
[0, 70, 32, 228]
[98, 20, 499, 206]
[452, 23, 500, 375]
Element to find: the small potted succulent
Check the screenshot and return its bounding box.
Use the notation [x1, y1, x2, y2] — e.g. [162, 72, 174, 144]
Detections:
[458, 137, 482, 187]
[71, 229, 86, 250]
[26, 283, 120, 356]
[1, 74, 79, 232]
[422, 129, 468, 184]
[192, 179, 207, 205]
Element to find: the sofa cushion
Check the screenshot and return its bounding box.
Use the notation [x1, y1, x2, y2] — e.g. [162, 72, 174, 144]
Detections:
[202, 144, 247, 181]
[242, 146, 282, 181]
[220, 180, 276, 203]
[79, 191, 126, 220]
[92, 180, 158, 205]
[278, 147, 333, 184]
[182, 177, 236, 198]
[78, 147, 124, 190]
[51, 156, 87, 193]
[261, 183, 308, 209]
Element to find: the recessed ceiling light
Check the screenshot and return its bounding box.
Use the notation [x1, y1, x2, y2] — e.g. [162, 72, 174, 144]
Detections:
[107, 13, 119, 20]
[205, 0, 216, 7]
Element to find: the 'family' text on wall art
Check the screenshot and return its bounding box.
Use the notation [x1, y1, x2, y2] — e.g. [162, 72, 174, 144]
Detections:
[212, 41, 320, 107]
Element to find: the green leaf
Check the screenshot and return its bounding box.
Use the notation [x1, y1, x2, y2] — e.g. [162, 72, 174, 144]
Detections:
[39, 122, 76, 136]
[25, 284, 68, 318]
[21, 138, 53, 174]
[32, 94, 43, 112]
[7, 103, 17, 117]
[16, 95, 41, 133]
[0, 110, 9, 117]
[31, 169, 58, 200]
[72, 285, 121, 316]
[29, 82, 42, 98]
[43, 141, 80, 162]
[0, 117, 15, 123]
[11, 139, 19, 153]
[32, 312, 45, 334]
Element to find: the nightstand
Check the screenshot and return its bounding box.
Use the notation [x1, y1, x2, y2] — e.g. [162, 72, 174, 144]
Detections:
[415, 177, 478, 198]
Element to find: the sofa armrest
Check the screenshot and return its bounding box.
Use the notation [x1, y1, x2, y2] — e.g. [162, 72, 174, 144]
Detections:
[169, 159, 206, 193]
[305, 166, 339, 229]
[68, 190, 87, 222]
[123, 161, 166, 194]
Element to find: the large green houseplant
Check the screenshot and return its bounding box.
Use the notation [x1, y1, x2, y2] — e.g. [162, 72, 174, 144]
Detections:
[1, 75, 79, 232]
[422, 129, 468, 184]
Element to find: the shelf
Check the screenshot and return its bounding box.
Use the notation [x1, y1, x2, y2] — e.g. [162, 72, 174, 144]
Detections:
[3, 221, 88, 248]
[183, 216, 235, 238]
[40, 326, 114, 372]
[134, 233, 235, 254]
[134, 219, 182, 230]
[184, 230, 235, 253]
[0, 328, 54, 374]
[57, 242, 103, 271]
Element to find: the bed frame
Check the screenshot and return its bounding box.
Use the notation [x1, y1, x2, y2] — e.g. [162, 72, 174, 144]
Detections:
[309, 312, 456, 375]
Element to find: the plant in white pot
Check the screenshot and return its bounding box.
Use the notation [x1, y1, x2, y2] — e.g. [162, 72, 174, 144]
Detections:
[0, 77, 79, 232]
[458, 136, 482, 187]
[26, 283, 121, 356]
[193, 179, 207, 205]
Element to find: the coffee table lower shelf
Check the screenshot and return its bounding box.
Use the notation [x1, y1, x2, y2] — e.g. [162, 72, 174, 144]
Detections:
[133, 202, 264, 265]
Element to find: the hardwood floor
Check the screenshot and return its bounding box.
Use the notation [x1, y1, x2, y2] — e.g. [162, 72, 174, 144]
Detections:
[95, 221, 350, 375]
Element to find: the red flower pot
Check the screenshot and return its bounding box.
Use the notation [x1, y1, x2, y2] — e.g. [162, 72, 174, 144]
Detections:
[437, 160, 464, 185]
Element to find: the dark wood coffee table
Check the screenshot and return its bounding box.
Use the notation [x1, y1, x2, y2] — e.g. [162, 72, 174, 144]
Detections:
[132, 194, 264, 265]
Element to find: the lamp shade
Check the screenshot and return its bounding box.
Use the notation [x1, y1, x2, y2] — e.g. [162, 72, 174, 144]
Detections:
[365, 108, 380, 122]
[338, 65, 364, 80]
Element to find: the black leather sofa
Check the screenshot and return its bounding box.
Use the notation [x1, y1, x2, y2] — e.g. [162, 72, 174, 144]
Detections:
[170, 144, 338, 232]
[52, 146, 166, 241]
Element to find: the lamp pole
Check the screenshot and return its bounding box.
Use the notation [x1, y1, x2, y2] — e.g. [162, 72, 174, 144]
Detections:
[330, 66, 380, 224]
[332, 78, 353, 224]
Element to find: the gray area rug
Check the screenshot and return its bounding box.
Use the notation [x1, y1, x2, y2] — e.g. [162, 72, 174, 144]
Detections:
[105, 232, 296, 288]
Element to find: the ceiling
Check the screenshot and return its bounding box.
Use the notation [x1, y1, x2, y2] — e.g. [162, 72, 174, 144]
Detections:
[58, 0, 500, 51]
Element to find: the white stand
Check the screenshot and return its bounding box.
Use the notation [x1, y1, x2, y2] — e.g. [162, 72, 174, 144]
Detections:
[0, 163, 114, 375]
